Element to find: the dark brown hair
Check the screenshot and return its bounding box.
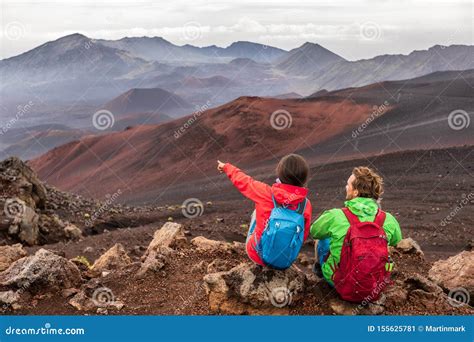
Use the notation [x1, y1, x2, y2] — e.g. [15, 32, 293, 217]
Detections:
[352, 166, 384, 200]
[276, 154, 309, 187]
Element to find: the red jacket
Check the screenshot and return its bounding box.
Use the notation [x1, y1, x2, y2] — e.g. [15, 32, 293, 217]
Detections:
[223, 163, 312, 266]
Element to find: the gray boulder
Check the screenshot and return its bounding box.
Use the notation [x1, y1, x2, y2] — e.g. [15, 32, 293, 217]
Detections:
[204, 262, 306, 314]
[0, 249, 82, 292]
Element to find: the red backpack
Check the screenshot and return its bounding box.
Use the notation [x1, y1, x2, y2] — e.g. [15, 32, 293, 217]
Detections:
[332, 208, 392, 302]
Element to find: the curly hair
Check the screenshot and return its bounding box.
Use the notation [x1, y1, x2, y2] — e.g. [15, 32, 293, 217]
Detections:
[351, 166, 384, 200]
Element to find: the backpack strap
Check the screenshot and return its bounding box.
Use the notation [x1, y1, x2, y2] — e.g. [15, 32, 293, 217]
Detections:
[341, 207, 359, 225]
[374, 209, 386, 227]
[271, 195, 281, 208]
[296, 198, 307, 215]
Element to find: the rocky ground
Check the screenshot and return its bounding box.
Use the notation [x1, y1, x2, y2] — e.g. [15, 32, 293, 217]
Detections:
[0, 222, 472, 316]
[0, 156, 472, 315]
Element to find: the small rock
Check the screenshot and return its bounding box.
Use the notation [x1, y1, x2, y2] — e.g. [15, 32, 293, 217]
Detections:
[0, 244, 27, 272]
[97, 307, 108, 314]
[64, 224, 83, 240]
[83, 246, 94, 254]
[137, 222, 185, 277]
[16, 207, 40, 245]
[92, 243, 132, 272]
[207, 259, 229, 273]
[0, 290, 20, 307]
[428, 250, 473, 305]
[191, 236, 230, 251]
[298, 254, 312, 266]
[395, 238, 424, 256]
[61, 288, 79, 298]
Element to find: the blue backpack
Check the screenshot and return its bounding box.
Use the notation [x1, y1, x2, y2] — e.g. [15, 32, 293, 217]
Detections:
[258, 195, 307, 270]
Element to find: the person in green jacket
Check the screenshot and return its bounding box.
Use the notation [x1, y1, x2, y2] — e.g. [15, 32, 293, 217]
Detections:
[311, 166, 402, 285]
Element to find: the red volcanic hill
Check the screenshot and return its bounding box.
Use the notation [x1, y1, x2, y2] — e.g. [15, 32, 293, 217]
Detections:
[30, 95, 375, 200]
[30, 69, 474, 203]
[101, 88, 193, 117]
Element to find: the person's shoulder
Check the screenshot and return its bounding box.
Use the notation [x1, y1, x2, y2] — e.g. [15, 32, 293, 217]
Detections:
[319, 207, 344, 219]
[382, 211, 400, 226]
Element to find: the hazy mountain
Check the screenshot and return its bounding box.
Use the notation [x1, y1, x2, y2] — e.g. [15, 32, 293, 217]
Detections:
[214, 41, 286, 63]
[308, 44, 474, 92]
[102, 88, 193, 117]
[0, 34, 151, 85]
[276, 42, 347, 75]
[97, 37, 286, 63]
[0, 124, 90, 160]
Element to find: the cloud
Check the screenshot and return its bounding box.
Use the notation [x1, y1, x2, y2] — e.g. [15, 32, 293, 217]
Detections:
[0, 0, 472, 59]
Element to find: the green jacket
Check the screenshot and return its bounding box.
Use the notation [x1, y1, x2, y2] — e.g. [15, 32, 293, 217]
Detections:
[310, 197, 402, 285]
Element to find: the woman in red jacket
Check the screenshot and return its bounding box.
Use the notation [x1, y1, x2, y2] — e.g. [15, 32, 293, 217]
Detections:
[217, 154, 312, 267]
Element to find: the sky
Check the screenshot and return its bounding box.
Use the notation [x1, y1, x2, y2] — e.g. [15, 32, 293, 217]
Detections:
[0, 0, 472, 60]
